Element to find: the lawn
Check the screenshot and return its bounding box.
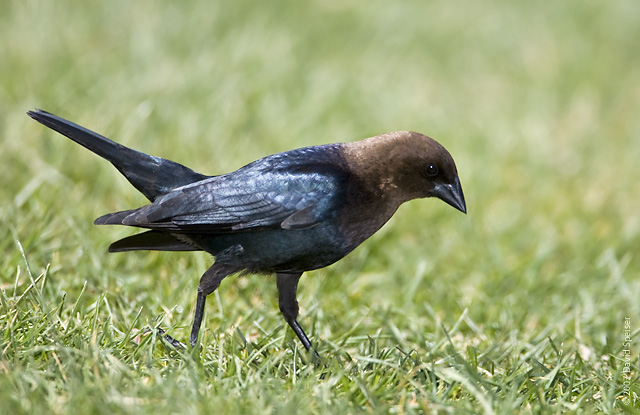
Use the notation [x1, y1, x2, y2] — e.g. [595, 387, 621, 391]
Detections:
[1, 0, 639, 413]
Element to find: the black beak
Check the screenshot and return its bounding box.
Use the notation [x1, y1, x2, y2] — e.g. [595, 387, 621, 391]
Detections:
[433, 176, 467, 214]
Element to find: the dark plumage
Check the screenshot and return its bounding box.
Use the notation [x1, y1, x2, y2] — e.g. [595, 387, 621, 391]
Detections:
[28, 108, 466, 352]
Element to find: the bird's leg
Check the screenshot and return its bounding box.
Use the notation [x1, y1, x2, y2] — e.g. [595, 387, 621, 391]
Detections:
[155, 327, 186, 349]
[276, 272, 319, 357]
[189, 263, 237, 347]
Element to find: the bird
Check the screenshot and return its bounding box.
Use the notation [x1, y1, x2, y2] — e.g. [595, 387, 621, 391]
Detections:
[27, 108, 466, 353]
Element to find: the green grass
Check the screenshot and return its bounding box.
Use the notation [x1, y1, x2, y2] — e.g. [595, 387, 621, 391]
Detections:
[2, 0, 640, 413]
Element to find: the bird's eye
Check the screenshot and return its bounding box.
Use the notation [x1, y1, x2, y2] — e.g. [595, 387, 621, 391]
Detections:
[425, 164, 439, 177]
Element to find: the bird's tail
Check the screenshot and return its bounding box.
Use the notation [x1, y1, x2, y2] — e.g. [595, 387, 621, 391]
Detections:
[27, 109, 209, 201]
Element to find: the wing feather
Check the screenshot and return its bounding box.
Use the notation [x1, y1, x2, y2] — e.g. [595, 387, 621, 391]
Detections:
[118, 157, 347, 233]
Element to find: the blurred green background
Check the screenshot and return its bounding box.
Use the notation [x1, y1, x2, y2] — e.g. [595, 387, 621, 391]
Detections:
[1, 0, 639, 413]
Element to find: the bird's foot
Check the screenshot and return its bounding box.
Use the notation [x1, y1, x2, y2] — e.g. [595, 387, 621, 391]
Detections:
[142, 327, 187, 349]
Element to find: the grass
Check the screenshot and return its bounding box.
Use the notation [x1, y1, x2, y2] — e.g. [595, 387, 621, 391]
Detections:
[2, 0, 640, 413]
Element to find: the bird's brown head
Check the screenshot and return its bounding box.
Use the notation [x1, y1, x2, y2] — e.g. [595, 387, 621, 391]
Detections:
[343, 131, 467, 213]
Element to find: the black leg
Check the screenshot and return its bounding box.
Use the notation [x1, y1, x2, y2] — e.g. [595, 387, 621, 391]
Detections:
[276, 272, 318, 356]
[155, 327, 186, 349]
[189, 263, 237, 347]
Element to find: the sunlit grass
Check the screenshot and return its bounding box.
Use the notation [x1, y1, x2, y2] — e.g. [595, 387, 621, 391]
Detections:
[2, 0, 640, 413]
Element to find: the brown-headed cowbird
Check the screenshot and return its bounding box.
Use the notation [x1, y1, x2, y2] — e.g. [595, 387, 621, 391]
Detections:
[28, 109, 466, 352]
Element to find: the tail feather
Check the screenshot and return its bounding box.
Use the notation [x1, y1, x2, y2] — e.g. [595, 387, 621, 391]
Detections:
[108, 230, 199, 252]
[28, 109, 209, 201]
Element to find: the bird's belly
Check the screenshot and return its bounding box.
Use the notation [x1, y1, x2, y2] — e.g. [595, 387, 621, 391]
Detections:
[186, 222, 352, 273]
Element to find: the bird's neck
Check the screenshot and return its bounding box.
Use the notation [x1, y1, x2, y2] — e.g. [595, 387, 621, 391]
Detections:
[341, 133, 416, 204]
